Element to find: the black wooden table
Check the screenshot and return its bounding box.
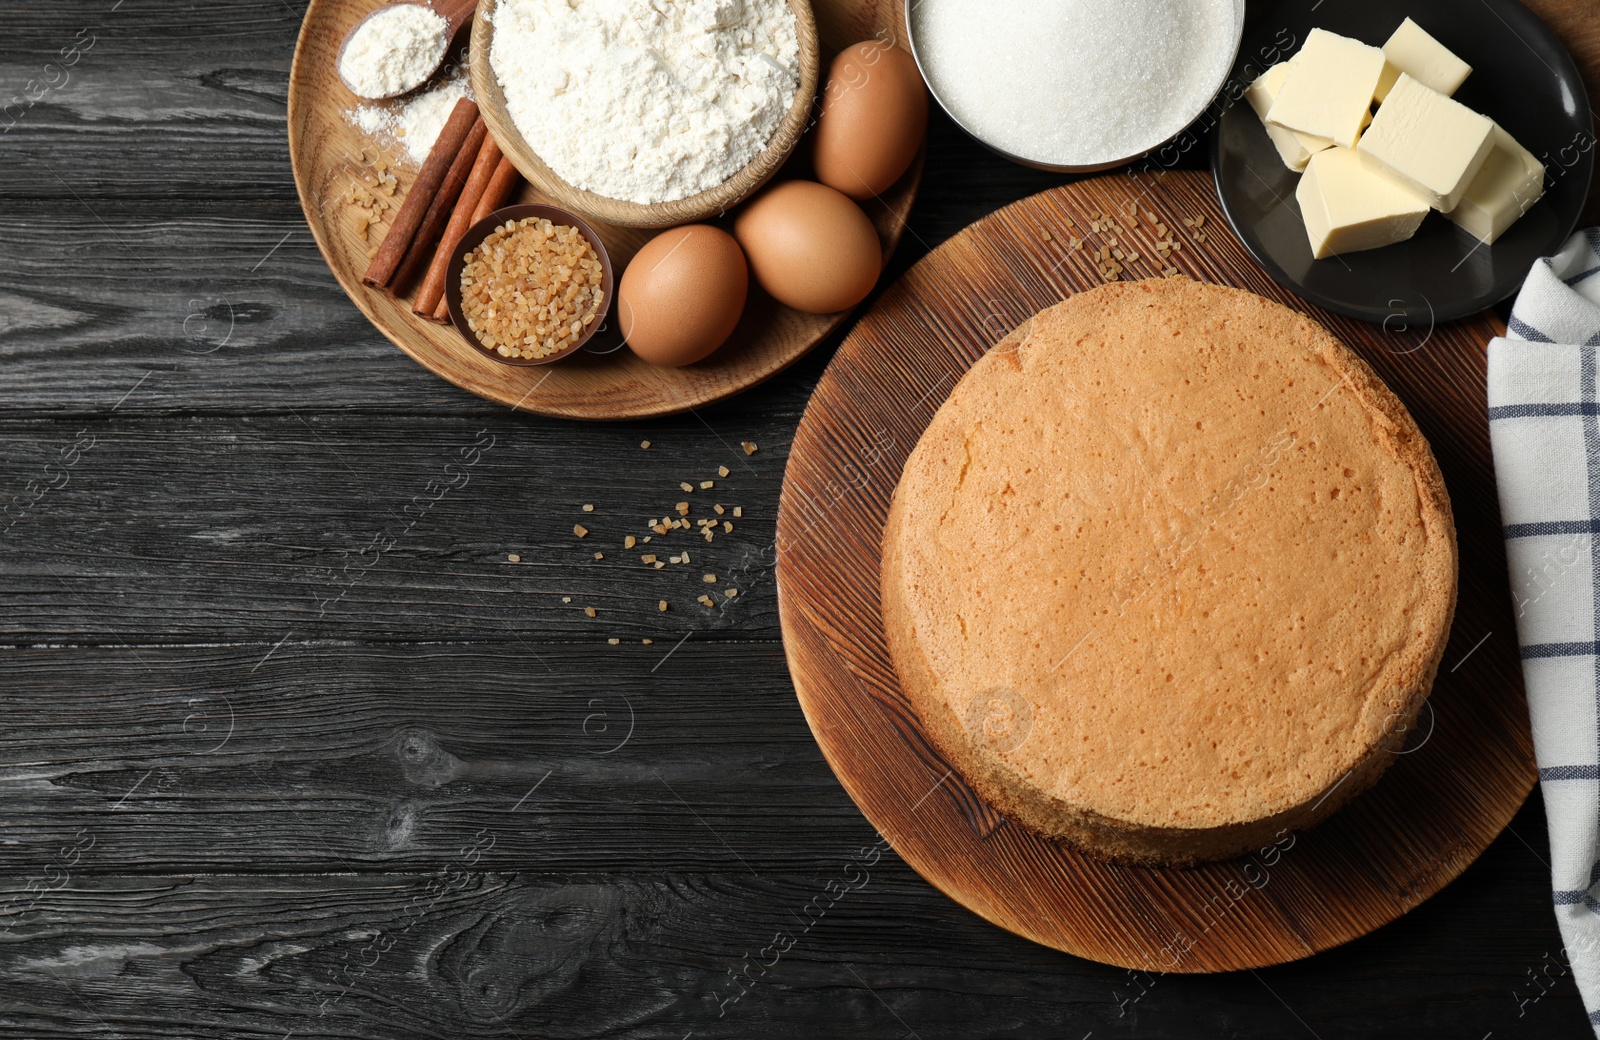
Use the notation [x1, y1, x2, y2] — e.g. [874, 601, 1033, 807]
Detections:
[0, 3, 1585, 1037]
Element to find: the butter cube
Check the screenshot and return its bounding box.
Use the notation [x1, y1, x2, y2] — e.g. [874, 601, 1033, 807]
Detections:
[1376, 18, 1471, 101]
[1357, 73, 1494, 212]
[1296, 147, 1429, 259]
[1245, 63, 1333, 171]
[1445, 123, 1546, 244]
[1265, 29, 1386, 148]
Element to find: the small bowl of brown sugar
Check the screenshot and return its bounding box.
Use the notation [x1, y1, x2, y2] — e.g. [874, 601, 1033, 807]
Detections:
[445, 204, 614, 366]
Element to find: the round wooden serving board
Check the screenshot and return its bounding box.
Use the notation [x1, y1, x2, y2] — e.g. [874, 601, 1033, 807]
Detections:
[776, 169, 1534, 972]
[287, 0, 921, 421]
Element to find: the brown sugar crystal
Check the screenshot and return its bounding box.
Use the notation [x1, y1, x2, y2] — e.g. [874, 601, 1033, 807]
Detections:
[458, 216, 606, 361]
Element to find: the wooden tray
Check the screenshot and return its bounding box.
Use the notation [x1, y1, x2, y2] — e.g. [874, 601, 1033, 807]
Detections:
[286, 0, 920, 421]
[776, 170, 1534, 972]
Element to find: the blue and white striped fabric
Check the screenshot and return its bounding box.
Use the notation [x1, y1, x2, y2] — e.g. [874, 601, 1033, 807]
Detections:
[1488, 227, 1600, 1034]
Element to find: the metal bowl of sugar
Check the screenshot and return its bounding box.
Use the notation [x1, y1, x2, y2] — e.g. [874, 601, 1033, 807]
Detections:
[905, 0, 1246, 173]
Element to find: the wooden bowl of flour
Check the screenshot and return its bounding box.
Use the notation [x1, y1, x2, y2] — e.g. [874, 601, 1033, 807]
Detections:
[470, 0, 820, 229]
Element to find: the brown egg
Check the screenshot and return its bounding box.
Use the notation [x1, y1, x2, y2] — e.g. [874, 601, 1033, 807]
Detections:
[812, 41, 929, 201]
[733, 180, 881, 315]
[618, 225, 748, 367]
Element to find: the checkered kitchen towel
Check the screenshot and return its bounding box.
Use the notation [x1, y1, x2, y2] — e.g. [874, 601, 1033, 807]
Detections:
[1488, 227, 1600, 1032]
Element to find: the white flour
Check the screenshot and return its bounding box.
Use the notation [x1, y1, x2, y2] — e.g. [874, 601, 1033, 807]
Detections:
[349, 64, 473, 165]
[339, 3, 450, 98]
[490, 0, 800, 204]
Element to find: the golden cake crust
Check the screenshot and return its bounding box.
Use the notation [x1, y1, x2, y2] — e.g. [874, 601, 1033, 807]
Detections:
[880, 279, 1457, 867]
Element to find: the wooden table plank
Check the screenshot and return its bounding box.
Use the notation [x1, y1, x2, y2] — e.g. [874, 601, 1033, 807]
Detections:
[0, 414, 795, 641]
[0, 832, 1582, 1040]
[0, 642, 876, 873]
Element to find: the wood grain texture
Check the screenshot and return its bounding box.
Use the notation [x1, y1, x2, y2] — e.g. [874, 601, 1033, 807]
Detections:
[0, 833, 1575, 1040]
[469, 0, 821, 229]
[0, 642, 858, 873]
[776, 170, 1534, 972]
[287, 0, 921, 420]
[0, 414, 790, 643]
[1521, 0, 1600, 225]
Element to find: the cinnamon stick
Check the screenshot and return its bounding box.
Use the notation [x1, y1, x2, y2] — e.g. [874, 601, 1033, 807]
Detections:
[390, 117, 488, 293]
[471, 157, 521, 224]
[412, 133, 504, 319]
[362, 97, 479, 289]
[430, 156, 522, 323]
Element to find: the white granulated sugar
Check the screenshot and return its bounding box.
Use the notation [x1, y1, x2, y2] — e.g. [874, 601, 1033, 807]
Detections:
[347, 64, 473, 166]
[913, 0, 1238, 166]
[339, 3, 450, 98]
[490, 0, 800, 205]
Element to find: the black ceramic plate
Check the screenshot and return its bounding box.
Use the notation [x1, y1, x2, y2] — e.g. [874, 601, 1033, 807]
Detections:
[1211, 0, 1594, 324]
